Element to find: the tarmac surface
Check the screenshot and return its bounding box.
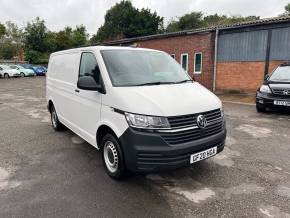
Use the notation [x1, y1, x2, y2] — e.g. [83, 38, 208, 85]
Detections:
[0, 77, 289, 218]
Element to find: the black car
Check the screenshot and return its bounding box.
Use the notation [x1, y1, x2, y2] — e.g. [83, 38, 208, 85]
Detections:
[256, 63, 290, 112]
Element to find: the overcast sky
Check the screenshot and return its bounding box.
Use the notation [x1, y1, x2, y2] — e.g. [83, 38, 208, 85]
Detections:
[0, 0, 289, 35]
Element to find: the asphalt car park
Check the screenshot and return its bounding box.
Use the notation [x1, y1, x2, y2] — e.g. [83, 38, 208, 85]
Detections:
[0, 77, 290, 218]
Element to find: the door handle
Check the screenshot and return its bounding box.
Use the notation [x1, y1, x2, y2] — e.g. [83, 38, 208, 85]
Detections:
[75, 89, 80, 93]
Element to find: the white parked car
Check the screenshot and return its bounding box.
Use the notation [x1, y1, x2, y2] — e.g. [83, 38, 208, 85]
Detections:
[46, 46, 226, 179]
[9, 65, 35, 77]
[0, 65, 21, 78]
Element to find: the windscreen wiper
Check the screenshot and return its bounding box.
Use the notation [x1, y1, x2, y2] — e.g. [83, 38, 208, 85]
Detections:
[136, 81, 175, 86]
[173, 79, 193, 84]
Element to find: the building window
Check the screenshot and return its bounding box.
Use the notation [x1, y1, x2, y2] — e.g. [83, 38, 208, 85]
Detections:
[180, 53, 188, 72]
[170, 54, 175, 59]
[194, 52, 202, 74]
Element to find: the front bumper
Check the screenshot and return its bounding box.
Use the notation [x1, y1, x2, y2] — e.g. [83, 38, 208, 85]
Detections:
[256, 91, 290, 109]
[119, 126, 226, 173]
[36, 72, 45, 76]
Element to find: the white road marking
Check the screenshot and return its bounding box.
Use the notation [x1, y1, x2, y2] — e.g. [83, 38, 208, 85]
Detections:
[236, 124, 272, 138]
[211, 147, 240, 167]
[0, 167, 20, 191]
[259, 205, 290, 218]
[172, 188, 215, 203]
[71, 136, 85, 144]
[223, 183, 264, 199]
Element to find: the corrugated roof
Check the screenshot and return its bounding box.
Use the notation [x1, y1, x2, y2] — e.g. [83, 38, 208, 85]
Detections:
[101, 16, 290, 45]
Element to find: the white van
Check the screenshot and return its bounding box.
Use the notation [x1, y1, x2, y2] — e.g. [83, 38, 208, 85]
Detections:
[46, 46, 226, 179]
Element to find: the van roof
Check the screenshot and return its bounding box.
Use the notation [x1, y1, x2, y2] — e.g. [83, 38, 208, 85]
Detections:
[50, 46, 160, 56]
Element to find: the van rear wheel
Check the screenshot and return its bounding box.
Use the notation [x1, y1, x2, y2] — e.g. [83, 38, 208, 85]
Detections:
[50, 105, 64, 131]
[101, 133, 126, 180]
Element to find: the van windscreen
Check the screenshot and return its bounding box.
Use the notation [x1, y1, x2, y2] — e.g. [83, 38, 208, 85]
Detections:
[101, 50, 191, 86]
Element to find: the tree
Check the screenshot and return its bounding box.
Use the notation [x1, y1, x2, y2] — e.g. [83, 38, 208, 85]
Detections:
[0, 22, 23, 60]
[0, 43, 17, 59]
[71, 25, 88, 47]
[91, 0, 163, 43]
[24, 17, 47, 52]
[24, 17, 48, 63]
[0, 23, 5, 38]
[166, 12, 203, 32]
[54, 27, 73, 50]
[282, 3, 290, 16]
[178, 12, 204, 30]
[285, 3, 290, 13]
[166, 12, 260, 32]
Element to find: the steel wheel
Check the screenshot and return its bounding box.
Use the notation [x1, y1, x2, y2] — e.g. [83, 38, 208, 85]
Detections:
[103, 141, 119, 173]
[51, 109, 58, 129]
[50, 104, 64, 131]
[101, 133, 127, 179]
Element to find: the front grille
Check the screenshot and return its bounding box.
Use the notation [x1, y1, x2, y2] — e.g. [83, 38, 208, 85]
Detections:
[272, 88, 290, 98]
[167, 109, 221, 129]
[161, 109, 224, 145]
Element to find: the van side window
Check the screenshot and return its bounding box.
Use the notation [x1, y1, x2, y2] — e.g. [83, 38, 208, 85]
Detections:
[79, 52, 101, 84]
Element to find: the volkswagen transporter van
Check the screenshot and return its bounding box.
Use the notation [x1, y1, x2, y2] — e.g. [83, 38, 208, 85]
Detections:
[46, 46, 226, 179]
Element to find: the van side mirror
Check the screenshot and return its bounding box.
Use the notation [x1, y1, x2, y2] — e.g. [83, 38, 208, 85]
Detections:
[77, 76, 103, 92]
[264, 74, 270, 81]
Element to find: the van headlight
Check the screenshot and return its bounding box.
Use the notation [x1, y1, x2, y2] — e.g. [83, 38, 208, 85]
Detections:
[259, 85, 271, 94]
[125, 112, 170, 129]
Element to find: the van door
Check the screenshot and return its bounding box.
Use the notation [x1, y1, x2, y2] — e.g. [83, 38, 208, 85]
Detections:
[72, 52, 103, 147]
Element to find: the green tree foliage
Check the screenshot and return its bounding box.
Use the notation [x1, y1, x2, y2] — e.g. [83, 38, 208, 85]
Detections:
[178, 12, 204, 30]
[0, 21, 23, 60]
[24, 18, 88, 63]
[0, 23, 5, 38]
[71, 25, 88, 47]
[0, 43, 17, 59]
[166, 12, 260, 32]
[24, 17, 47, 54]
[91, 0, 163, 43]
[282, 3, 290, 16]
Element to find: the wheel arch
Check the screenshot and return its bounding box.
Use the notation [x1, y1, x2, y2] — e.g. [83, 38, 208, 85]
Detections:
[96, 124, 120, 149]
[48, 99, 54, 113]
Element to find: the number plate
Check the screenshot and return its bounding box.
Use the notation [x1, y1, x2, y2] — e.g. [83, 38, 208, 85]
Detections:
[190, 147, 217, 164]
[274, 100, 290, 106]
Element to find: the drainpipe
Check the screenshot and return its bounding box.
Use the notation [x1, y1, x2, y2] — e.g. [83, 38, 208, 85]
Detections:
[213, 28, 219, 92]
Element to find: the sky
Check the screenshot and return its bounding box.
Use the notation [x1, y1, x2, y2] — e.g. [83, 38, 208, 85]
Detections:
[0, 0, 289, 35]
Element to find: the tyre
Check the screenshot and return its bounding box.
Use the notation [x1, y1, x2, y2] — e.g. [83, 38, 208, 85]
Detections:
[20, 72, 25, 77]
[4, 73, 9, 78]
[256, 104, 266, 113]
[101, 133, 127, 180]
[50, 104, 65, 131]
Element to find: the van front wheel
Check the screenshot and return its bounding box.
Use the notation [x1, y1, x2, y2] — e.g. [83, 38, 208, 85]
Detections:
[101, 134, 126, 179]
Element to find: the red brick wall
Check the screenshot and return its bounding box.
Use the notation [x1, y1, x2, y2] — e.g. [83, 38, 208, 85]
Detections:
[216, 61, 286, 93]
[135, 32, 215, 90]
[216, 62, 264, 92]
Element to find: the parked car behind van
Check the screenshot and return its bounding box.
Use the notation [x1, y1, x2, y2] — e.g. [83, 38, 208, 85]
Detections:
[256, 62, 290, 112]
[0, 65, 21, 78]
[21, 64, 46, 76]
[9, 65, 35, 77]
[46, 46, 226, 179]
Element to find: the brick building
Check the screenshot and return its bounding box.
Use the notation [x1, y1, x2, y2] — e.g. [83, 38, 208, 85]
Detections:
[103, 16, 290, 93]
